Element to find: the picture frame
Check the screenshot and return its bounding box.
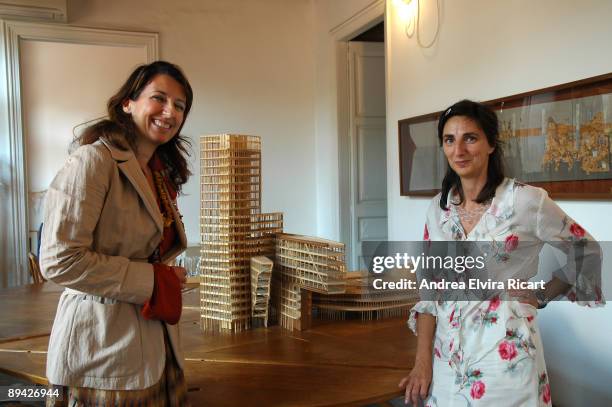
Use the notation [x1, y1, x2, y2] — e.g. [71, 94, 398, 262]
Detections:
[399, 72, 612, 199]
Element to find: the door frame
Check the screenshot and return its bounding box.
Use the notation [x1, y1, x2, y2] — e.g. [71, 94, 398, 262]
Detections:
[330, 0, 385, 270]
[0, 19, 157, 285]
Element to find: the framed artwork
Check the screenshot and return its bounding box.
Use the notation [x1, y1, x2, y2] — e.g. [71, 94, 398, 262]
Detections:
[399, 72, 612, 198]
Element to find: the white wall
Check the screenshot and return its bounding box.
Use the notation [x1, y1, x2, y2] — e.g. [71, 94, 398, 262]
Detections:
[67, 0, 317, 244]
[386, 0, 612, 405]
[61, 0, 382, 244]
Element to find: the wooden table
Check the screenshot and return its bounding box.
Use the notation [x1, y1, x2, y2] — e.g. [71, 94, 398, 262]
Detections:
[0, 283, 416, 406]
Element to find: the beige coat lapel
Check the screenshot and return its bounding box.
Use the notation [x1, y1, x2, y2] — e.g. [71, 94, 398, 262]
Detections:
[100, 138, 164, 234]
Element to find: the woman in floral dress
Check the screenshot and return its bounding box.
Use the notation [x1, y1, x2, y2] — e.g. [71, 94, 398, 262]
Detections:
[398, 100, 603, 406]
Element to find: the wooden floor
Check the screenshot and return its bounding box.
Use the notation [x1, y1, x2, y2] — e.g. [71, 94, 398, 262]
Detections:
[0, 283, 416, 406]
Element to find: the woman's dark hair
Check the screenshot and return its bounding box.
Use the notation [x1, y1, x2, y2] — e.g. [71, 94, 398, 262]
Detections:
[437, 99, 505, 210]
[77, 60, 193, 193]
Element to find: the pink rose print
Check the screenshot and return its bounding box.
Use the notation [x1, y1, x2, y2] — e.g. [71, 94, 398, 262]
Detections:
[470, 380, 486, 400]
[569, 223, 585, 238]
[542, 383, 551, 404]
[498, 340, 518, 360]
[488, 296, 500, 311]
[423, 224, 430, 241]
[449, 308, 459, 328]
[504, 234, 519, 252]
[434, 347, 441, 358]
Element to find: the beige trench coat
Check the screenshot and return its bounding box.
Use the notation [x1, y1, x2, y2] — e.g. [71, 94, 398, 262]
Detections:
[40, 138, 187, 390]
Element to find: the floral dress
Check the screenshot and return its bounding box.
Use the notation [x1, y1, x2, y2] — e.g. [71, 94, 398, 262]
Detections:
[408, 178, 603, 407]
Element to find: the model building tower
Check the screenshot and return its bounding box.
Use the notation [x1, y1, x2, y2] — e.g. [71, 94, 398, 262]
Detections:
[200, 135, 282, 333]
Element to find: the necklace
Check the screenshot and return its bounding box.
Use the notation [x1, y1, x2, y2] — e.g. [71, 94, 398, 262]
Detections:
[153, 170, 175, 227]
[455, 200, 491, 229]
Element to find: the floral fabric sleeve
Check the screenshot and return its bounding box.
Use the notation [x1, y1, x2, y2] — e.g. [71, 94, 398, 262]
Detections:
[407, 221, 439, 335]
[408, 300, 437, 335]
[535, 189, 604, 306]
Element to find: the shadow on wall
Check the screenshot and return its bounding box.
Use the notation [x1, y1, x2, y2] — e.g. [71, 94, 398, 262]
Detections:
[540, 303, 612, 406]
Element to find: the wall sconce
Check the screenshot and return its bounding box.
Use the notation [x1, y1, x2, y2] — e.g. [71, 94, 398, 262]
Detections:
[393, 0, 441, 48]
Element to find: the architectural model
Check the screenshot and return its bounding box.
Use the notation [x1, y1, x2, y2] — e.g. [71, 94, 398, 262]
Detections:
[273, 233, 347, 330]
[200, 135, 412, 333]
[200, 134, 282, 333]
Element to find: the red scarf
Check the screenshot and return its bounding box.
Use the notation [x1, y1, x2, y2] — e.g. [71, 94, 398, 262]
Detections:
[148, 153, 178, 262]
[142, 153, 182, 325]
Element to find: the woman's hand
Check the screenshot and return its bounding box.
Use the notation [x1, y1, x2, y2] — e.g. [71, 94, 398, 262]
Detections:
[398, 357, 432, 405]
[172, 266, 187, 289]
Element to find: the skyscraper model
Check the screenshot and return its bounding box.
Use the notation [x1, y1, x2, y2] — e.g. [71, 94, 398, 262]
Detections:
[200, 135, 282, 333]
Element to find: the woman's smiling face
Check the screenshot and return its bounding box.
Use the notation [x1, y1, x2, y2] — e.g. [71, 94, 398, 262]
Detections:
[123, 74, 187, 146]
[442, 115, 495, 180]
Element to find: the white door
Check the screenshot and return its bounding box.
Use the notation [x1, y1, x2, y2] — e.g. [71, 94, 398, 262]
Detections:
[347, 41, 387, 270]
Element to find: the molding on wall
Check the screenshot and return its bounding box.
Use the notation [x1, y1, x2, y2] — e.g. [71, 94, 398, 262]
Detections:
[0, 19, 27, 286]
[0, 19, 157, 285]
[0, 1, 67, 22]
[330, 0, 384, 40]
[3, 20, 158, 57]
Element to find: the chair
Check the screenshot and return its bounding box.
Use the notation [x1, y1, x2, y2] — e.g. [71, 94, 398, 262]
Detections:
[28, 252, 45, 284]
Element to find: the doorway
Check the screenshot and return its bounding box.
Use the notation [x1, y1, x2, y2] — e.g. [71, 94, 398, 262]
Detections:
[339, 20, 388, 271]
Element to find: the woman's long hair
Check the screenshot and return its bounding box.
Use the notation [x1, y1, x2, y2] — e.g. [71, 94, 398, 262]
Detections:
[76, 60, 194, 193]
[437, 99, 505, 210]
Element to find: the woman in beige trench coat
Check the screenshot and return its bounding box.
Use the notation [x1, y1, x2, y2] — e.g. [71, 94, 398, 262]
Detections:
[41, 61, 193, 406]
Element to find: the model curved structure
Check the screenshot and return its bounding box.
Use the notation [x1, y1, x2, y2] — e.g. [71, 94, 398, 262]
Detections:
[250, 255, 273, 327]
